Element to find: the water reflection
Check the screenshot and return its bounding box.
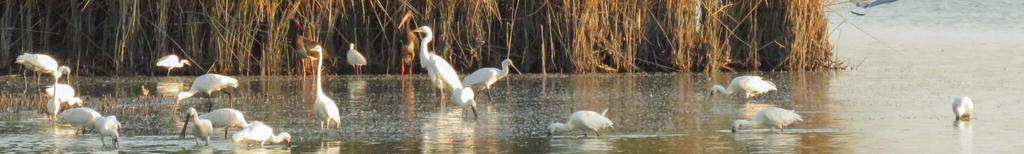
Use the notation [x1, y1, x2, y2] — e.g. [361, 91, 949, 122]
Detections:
[156, 78, 185, 97]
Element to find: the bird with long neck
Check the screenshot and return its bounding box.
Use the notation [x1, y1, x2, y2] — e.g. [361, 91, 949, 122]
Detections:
[710, 76, 777, 98]
[400, 30, 418, 90]
[412, 26, 453, 103]
[232, 121, 291, 147]
[547, 109, 613, 137]
[462, 59, 520, 102]
[311, 45, 341, 136]
[731, 107, 802, 133]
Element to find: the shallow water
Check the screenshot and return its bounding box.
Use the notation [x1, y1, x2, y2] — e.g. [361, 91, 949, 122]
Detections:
[3, 0, 1024, 153]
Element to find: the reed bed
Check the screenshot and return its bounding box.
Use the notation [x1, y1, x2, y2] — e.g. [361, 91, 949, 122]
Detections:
[0, 0, 839, 75]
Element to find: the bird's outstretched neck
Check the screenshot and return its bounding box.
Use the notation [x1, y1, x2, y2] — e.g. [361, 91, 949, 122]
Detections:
[314, 46, 327, 97]
[711, 84, 733, 95]
[176, 91, 197, 103]
[271, 132, 291, 143]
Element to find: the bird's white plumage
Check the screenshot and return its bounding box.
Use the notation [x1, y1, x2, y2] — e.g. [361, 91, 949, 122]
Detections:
[732, 107, 802, 132]
[463, 59, 516, 89]
[953, 97, 974, 120]
[186, 108, 213, 145]
[156, 54, 190, 69]
[15, 53, 70, 79]
[451, 87, 478, 118]
[548, 109, 614, 137]
[45, 84, 82, 106]
[711, 76, 777, 98]
[46, 99, 61, 120]
[94, 115, 121, 146]
[347, 43, 367, 66]
[311, 45, 342, 132]
[413, 26, 462, 92]
[177, 74, 239, 102]
[59, 107, 102, 132]
[232, 121, 291, 146]
[199, 108, 248, 137]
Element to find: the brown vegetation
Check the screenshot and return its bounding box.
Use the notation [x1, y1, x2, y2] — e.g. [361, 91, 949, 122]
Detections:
[0, 0, 840, 76]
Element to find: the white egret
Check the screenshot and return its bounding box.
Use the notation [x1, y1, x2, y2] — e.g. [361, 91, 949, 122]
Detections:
[462, 59, 520, 102]
[850, 0, 899, 16]
[232, 121, 291, 147]
[310, 45, 342, 134]
[183, 107, 213, 146]
[156, 54, 191, 75]
[179, 108, 248, 139]
[346, 43, 367, 75]
[14, 53, 71, 81]
[953, 97, 974, 121]
[94, 115, 121, 146]
[710, 76, 777, 98]
[731, 107, 803, 133]
[45, 84, 82, 107]
[176, 73, 239, 111]
[548, 109, 614, 137]
[413, 26, 460, 101]
[451, 87, 479, 119]
[58, 107, 102, 135]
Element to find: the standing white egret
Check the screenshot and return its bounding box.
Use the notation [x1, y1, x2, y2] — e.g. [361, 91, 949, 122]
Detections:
[451, 87, 479, 119]
[547, 109, 614, 137]
[94, 115, 121, 146]
[58, 107, 102, 135]
[176, 74, 239, 111]
[45, 84, 83, 107]
[156, 54, 191, 75]
[14, 53, 71, 81]
[412, 26, 459, 101]
[310, 45, 342, 135]
[179, 108, 248, 139]
[232, 121, 291, 147]
[953, 97, 974, 121]
[731, 107, 803, 133]
[462, 59, 520, 102]
[710, 76, 777, 98]
[346, 43, 367, 75]
[183, 107, 213, 146]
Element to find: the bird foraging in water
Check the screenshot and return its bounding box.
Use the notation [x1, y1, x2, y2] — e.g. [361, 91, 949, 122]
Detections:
[156, 54, 190, 75]
[15, 53, 72, 81]
[182, 107, 213, 146]
[953, 97, 974, 121]
[58, 107, 102, 135]
[45, 83, 83, 107]
[400, 30, 418, 91]
[710, 76, 777, 98]
[451, 87, 479, 119]
[94, 115, 121, 147]
[232, 121, 291, 147]
[462, 59, 520, 102]
[179, 108, 248, 139]
[731, 107, 802, 133]
[413, 26, 463, 103]
[176, 74, 239, 112]
[347, 43, 367, 75]
[548, 109, 614, 137]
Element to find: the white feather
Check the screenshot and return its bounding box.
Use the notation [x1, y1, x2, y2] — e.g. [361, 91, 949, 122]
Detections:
[953, 97, 974, 120]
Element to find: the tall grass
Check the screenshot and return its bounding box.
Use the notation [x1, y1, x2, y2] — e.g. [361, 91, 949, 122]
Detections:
[0, 0, 839, 75]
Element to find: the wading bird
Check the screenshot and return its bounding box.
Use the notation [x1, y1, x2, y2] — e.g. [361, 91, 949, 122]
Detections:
[731, 107, 803, 133]
[548, 109, 613, 137]
[183, 107, 213, 146]
[451, 87, 479, 119]
[850, 0, 899, 16]
[232, 121, 291, 147]
[94, 115, 121, 147]
[176, 74, 239, 112]
[710, 76, 777, 98]
[179, 108, 248, 139]
[156, 54, 190, 75]
[289, 20, 322, 78]
[953, 97, 974, 121]
[58, 107, 102, 135]
[413, 26, 464, 102]
[310, 45, 341, 135]
[45, 84, 83, 107]
[462, 59, 520, 102]
[401, 30, 418, 88]
[346, 43, 367, 75]
[15, 53, 71, 82]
